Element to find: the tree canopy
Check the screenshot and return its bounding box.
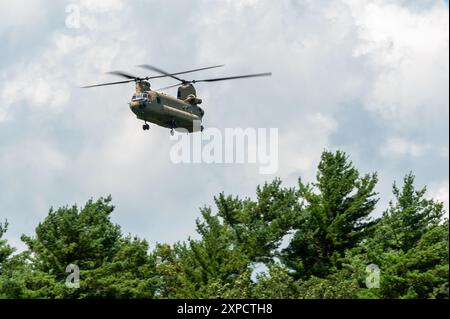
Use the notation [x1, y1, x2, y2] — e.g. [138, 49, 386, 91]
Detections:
[0, 150, 448, 299]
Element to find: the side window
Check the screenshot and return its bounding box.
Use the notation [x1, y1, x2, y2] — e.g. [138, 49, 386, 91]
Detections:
[156, 97, 161, 104]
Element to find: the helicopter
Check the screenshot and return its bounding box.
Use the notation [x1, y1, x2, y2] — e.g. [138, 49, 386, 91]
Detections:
[82, 65, 271, 135]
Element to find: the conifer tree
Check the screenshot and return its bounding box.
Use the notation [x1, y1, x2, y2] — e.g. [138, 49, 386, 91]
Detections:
[283, 150, 379, 278]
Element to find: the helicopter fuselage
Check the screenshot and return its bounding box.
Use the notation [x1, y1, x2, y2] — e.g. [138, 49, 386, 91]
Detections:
[129, 90, 204, 133]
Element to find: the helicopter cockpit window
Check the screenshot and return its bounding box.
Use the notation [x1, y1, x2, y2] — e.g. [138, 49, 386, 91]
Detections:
[132, 93, 148, 101]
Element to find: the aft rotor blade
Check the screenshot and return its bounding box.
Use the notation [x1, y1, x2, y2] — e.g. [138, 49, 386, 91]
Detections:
[156, 83, 183, 91]
[155, 71, 272, 90]
[194, 72, 272, 83]
[108, 71, 140, 80]
[81, 79, 135, 88]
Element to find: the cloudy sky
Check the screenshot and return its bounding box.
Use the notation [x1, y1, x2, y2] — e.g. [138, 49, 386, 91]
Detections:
[0, 0, 448, 251]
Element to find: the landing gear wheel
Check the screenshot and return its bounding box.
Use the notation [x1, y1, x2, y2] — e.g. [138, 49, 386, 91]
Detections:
[169, 119, 176, 136]
[142, 123, 150, 131]
[201, 125, 204, 132]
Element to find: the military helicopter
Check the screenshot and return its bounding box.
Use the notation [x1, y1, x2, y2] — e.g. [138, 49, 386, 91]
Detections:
[82, 65, 271, 135]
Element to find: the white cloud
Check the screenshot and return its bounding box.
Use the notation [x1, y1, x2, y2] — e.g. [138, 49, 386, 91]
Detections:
[0, 0, 47, 32]
[0, 0, 448, 249]
[347, 0, 449, 129]
[439, 146, 449, 159]
[0, 0, 138, 122]
[277, 113, 338, 181]
[380, 137, 430, 158]
[80, 0, 124, 13]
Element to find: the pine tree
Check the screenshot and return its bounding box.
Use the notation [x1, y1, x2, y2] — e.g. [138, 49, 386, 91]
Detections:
[153, 208, 251, 298]
[358, 173, 449, 298]
[283, 150, 379, 279]
[153, 179, 298, 298]
[0, 221, 14, 268]
[18, 196, 157, 298]
[383, 173, 444, 251]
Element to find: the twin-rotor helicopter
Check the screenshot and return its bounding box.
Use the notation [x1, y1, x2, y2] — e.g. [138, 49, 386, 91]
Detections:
[82, 64, 271, 135]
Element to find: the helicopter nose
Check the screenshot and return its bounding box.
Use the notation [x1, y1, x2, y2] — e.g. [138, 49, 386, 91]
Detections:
[129, 100, 147, 114]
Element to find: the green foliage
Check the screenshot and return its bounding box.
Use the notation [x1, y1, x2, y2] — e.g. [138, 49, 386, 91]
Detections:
[0, 151, 448, 299]
[21, 196, 122, 278]
[297, 276, 359, 299]
[381, 173, 444, 252]
[0, 221, 21, 298]
[0, 221, 14, 268]
[252, 265, 300, 298]
[341, 173, 449, 299]
[1, 196, 157, 298]
[152, 179, 299, 298]
[152, 208, 251, 298]
[214, 179, 300, 263]
[283, 150, 379, 279]
[77, 235, 157, 298]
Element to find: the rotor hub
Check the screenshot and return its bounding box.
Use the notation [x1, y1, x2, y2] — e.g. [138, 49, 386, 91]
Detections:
[136, 81, 151, 93]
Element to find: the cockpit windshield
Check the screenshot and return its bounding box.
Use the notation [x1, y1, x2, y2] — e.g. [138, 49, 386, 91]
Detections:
[132, 93, 148, 101]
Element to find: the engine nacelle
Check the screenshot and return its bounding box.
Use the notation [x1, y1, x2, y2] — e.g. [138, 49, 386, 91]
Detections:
[185, 94, 202, 105]
[177, 84, 197, 100]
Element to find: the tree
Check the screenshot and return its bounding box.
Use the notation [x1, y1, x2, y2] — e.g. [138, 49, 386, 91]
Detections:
[154, 179, 300, 298]
[252, 265, 300, 298]
[380, 173, 444, 252]
[153, 208, 251, 298]
[353, 173, 449, 299]
[283, 150, 379, 279]
[0, 221, 14, 268]
[0, 220, 21, 298]
[214, 179, 299, 263]
[19, 196, 157, 298]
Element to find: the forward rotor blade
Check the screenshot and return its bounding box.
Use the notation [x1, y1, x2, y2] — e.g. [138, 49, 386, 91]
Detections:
[137, 64, 186, 82]
[108, 71, 140, 80]
[142, 64, 225, 80]
[81, 79, 135, 88]
[194, 72, 272, 83]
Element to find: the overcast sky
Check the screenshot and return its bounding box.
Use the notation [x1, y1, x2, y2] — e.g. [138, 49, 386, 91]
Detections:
[0, 0, 448, 251]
